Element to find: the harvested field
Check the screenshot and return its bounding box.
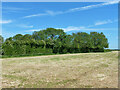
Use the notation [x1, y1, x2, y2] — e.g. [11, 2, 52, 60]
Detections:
[1, 51, 118, 88]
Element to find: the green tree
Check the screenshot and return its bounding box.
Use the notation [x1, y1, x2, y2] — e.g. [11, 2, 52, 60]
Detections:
[13, 34, 23, 41]
[2, 40, 14, 56]
[0, 35, 4, 55]
[2, 28, 109, 56]
[90, 32, 108, 52]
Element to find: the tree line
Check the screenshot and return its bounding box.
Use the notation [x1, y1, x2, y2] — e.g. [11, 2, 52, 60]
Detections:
[0, 28, 109, 57]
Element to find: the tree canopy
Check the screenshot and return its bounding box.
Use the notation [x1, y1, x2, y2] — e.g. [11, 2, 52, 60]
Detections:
[1, 28, 109, 56]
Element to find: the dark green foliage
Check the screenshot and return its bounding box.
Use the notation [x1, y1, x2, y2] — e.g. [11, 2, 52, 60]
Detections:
[0, 35, 4, 55]
[13, 34, 23, 41]
[1, 28, 109, 57]
[104, 49, 111, 52]
[90, 32, 108, 52]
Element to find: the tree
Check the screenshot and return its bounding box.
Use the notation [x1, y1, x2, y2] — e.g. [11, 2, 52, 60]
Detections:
[5, 37, 13, 41]
[72, 32, 91, 53]
[90, 32, 108, 52]
[22, 34, 32, 40]
[2, 28, 109, 56]
[13, 34, 23, 41]
[32, 28, 65, 41]
[0, 35, 4, 43]
[2, 40, 14, 55]
[0, 35, 4, 55]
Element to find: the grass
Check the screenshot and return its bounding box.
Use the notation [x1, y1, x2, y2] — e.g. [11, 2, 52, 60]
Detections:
[1, 51, 118, 88]
[2, 53, 55, 58]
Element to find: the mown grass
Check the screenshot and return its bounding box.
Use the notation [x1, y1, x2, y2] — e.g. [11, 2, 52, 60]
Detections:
[2, 51, 118, 88]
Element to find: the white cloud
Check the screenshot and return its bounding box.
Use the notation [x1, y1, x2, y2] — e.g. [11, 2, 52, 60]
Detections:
[2, 7, 29, 13]
[24, 13, 48, 18]
[61, 26, 116, 32]
[24, 10, 63, 18]
[68, 1, 118, 12]
[24, 26, 117, 33]
[23, 1, 118, 18]
[23, 25, 33, 28]
[88, 19, 118, 27]
[94, 20, 113, 26]
[3, 7, 26, 11]
[25, 29, 40, 32]
[0, 20, 12, 24]
[25, 18, 118, 32]
[101, 0, 119, 5]
[60, 26, 86, 32]
[62, 18, 118, 32]
[17, 24, 34, 28]
[46, 10, 63, 16]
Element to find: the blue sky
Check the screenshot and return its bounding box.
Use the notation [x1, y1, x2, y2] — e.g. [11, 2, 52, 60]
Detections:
[1, 1, 118, 49]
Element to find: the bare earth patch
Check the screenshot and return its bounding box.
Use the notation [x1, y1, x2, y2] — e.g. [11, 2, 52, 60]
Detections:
[2, 51, 118, 88]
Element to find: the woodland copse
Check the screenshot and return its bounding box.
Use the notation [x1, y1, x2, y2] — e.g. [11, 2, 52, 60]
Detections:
[0, 28, 109, 57]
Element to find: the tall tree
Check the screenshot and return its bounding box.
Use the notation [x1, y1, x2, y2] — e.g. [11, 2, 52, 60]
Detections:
[13, 34, 23, 41]
[2, 28, 109, 56]
[90, 32, 108, 52]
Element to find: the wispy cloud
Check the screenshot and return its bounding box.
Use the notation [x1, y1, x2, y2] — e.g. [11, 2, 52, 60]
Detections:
[17, 24, 34, 28]
[62, 19, 118, 32]
[3, 7, 26, 11]
[67, 1, 118, 12]
[60, 26, 86, 32]
[88, 19, 118, 27]
[23, 1, 118, 18]
[25, 29, 40, 32]
[60, 26, 117, 32]
[25, 26, 117, 33]
[25, 18, 117, 32]
[24, 13, 48, 18]
[24, 10, 63, 18]
[2, 7, 28, 13]
[0, 20, 12, 24]
[94, 20, 113, 26]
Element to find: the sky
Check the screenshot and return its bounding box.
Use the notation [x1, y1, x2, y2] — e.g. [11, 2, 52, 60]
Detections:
[1, 1, 118, 49]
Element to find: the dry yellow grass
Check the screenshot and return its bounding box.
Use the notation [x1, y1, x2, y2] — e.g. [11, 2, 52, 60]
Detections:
[1, 51, 118, 88]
